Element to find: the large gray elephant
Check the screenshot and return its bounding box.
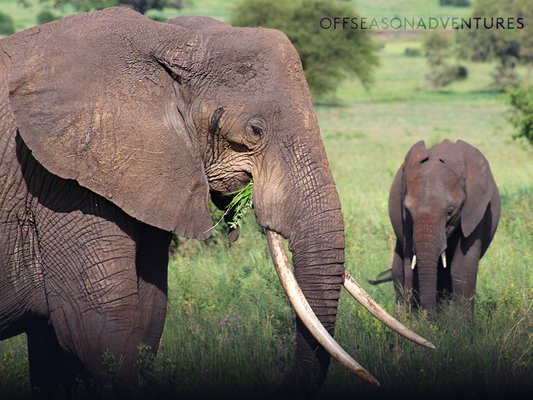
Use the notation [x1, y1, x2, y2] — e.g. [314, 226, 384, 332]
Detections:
[0, 8, 432, 397]
[387, 140, 500, 317]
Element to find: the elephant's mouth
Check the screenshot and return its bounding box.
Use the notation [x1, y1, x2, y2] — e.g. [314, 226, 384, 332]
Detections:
[265, 229, 435, 386]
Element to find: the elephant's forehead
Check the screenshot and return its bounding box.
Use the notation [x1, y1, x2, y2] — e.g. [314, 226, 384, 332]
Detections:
[407, 162, 462, 189]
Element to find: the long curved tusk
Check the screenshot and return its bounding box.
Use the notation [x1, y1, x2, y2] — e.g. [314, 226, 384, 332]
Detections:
[441, 253, 447, 269]
[410, 255, 417, 270]
[265, 230, 380, 387]
[343, 271, 435, 350]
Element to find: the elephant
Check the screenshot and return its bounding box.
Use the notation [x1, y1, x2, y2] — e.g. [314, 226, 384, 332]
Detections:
[385, 139, 500, 317]
[0, 8, 432, 397]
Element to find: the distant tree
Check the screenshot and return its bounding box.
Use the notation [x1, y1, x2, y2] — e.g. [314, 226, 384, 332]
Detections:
[0, 11, 15, 35]
[423, 31, 468, 89]
[230, 0, 379, 98]
[439, 0, 471, 6]
[508, 86, 533, 146]
[51, 0, 185, 14]
[457, 0, 532, 90]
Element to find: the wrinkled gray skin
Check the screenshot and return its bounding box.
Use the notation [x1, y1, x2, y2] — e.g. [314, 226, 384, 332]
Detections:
[0, 8, 345, 397]
[388, 140, 500, 317]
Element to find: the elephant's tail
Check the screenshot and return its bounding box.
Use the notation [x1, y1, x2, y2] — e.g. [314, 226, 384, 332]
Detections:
[367, 268, 393, 285]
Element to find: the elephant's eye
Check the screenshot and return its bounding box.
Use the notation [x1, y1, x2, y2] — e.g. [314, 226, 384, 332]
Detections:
[251, 125, 264, 136]
[447, 206, 454, 216]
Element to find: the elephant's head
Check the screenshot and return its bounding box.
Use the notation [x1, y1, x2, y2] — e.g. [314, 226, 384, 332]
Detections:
[389, 140, 498, 314]
[6, 8, 431, 393]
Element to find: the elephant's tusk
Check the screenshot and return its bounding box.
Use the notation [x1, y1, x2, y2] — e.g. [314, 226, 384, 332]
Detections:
[343, 271, 435, 350]
[441, 253, 447, 269]
[265, 230, 380, 387]
[411, 255, 417, 270]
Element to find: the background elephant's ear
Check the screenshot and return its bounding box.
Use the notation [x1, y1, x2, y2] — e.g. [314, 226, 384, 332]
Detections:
[388, 166, 404, 240]
[455, 140, 496, 238]
[7, 11, 213, 239]
[404, 140, 429, 169]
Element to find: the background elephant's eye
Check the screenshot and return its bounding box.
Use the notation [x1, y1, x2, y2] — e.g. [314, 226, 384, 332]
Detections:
[447, 206, 454, 216]
[251, 125, 264, 136]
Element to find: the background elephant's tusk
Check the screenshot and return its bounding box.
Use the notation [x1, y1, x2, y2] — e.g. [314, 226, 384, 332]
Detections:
[411, 255, 417, 270]
[265, 230, 380, 387]
[343, 271, 436, 350]
[441, 253, 447, 269]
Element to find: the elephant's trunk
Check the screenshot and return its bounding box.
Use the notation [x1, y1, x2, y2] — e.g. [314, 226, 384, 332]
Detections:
[412, 222, 447, 316]
[252, 130, 351, 393]
[414, 250, 440, 315]
[288, 209, 347, 392]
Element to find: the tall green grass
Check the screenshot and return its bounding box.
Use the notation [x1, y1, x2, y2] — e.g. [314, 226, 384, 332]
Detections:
[0, 2, 531, 399]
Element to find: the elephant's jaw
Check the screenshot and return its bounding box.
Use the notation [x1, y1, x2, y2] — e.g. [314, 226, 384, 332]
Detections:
[265, 229, 435, 387]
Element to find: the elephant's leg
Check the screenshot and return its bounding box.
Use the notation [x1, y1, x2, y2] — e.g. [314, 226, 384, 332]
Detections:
[26, 319, 88, 398]
[450, 233, 482, 317]
[136, 225, 172, 351]
[37, 213, 146, 390]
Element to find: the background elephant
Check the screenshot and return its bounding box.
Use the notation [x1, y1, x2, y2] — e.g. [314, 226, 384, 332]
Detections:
[385, 139, 500, 317]
[0, 7, 428, 398]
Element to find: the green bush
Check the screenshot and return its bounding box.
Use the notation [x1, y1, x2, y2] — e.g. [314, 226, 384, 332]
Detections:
[36, 10, 59, 25]
[230, 0, 379, 98]
[456, 0, 532, 89]
[0, 12, 15, 36]
[439, 0, 471, 6]
[491, 58, 521, 92]
[51, 0, 185, 14]
[423, 31, 468, 89]
[508, 86, 533, 145]
[404, 47, 422, 57]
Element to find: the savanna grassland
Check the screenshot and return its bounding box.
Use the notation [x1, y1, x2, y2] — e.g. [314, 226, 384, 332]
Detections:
[0, 1, 532, 399]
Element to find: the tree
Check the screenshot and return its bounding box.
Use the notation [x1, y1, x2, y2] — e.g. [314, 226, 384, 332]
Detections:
[508, 86, 533, 146]
[423, 31, 468, 90]
[230, 0, 379, 98]
[457, 0, 532, 90]
[439, 0, 471, 6]
[50, 0, 185, 14]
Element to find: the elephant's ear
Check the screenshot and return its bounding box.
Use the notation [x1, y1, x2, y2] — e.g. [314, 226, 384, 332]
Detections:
[7, 10, 213, 239]
[388, 166, 404, 241]
[404, 140, 429, 169]
[454, 140, 496, 238]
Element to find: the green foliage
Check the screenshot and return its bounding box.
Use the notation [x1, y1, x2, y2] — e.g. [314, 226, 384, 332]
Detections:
[50, 0, 117, 12]
[439, 0, 471, 6]
[117, 0, 185, 14]
[0, 11, 15, 35]
[423, 31, 451, 66]
[508, 86, 533, 145]
[491, 57, 521, 91]
[230, 0, 379, 98]
[423, 31, 468, 89]
[36, 9, 59, 24]
[224, 181, 254, 230]
[456, 0, 532, 90]
[49, 0, 185, 14]
[404, 47, 422, 57]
